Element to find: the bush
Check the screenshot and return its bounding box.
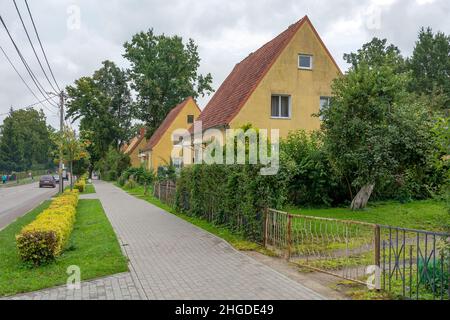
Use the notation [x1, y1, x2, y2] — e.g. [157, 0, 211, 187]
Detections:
[280, 130, 348, 206]
[16, 190, 80, 265]
[119, 167, 155, 187]
[124, 178, 137, 190]
[96, 147, 130, 181]
[74, 178, 86, 192]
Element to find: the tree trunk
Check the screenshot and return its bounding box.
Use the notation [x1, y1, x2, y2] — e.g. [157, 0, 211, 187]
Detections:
[351, 183, 375, 210]
[70, 160, 73, 191]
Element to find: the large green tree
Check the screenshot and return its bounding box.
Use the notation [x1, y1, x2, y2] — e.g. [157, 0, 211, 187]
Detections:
[66, 61, 135, 172]
[322, 45, 434, 209]
[0, 108, 54, 172]
[123, 29, 213, 137]
[408, 27, 450, 110]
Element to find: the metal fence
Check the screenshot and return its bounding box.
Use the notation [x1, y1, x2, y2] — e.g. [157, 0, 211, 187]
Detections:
[264, 209, 449, 300]
[153, 180, 177, 206]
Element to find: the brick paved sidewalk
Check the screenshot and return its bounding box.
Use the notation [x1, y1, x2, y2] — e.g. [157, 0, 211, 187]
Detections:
[6, 181, 325, 300]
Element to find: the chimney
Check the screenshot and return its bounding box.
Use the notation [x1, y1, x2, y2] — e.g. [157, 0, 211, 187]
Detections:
[139, 127, 146, 137]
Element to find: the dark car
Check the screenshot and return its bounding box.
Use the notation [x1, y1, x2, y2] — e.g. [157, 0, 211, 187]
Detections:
[39, 175, 56, 188]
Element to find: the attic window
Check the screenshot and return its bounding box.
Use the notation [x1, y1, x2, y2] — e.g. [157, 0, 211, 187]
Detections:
[187, 115, 194, 124]
[299, 54, 313, 70]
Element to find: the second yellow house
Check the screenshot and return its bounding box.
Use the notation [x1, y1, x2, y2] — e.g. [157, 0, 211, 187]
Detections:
[140, 97, 201, 171]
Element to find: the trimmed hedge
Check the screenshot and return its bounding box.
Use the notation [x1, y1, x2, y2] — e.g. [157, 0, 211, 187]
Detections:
[16, 190, 80, 265]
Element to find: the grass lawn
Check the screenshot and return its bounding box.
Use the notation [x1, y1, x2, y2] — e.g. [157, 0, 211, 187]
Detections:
[83, 183, 96, 194]
[0, 199, 128, 297]
[287, 200, 449, 232]
[119, 184, 274, 256]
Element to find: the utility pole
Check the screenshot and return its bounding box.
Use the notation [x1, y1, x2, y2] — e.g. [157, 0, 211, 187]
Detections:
[59, 91, 64, 194]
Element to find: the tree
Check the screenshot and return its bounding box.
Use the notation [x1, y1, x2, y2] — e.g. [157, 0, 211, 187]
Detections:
[66, 61, 135, 173]
[322, 47, 434, 209]
[0, 108, 54, 172]
[344, 37, 406, 71]
[52, 126, 89, 190]
[123, 29, 213, 137]
[408, 27, 450, 110]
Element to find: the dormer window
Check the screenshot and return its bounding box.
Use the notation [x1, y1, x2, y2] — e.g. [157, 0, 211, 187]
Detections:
[299, 54, 313, 70]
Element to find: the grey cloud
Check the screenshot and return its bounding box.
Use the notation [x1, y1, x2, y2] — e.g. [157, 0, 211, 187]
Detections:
[1, 0, 449, 129]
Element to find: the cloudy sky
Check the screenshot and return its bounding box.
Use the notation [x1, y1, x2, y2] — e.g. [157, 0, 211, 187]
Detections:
[0, 0, 449, 128]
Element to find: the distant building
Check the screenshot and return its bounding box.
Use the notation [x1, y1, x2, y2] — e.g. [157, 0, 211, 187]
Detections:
[140, 97, 201, 171]
[121, 127, 147, 168]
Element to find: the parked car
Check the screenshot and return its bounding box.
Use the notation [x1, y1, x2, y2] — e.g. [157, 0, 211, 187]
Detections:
[39, 175, 56, 188]
[53, 175, 60, 183]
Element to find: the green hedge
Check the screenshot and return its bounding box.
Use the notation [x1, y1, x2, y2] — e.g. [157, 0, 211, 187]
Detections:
[175, 164, 288, 242]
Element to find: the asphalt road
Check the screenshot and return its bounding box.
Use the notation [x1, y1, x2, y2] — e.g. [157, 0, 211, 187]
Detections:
[0, 182, 58, 231]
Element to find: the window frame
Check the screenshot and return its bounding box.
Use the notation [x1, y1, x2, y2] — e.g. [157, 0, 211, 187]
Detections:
[319, 96, 331, 120]
[298, 54, 313, 70]
[187, 115, 194, 124]
[271, 94, 292, 119]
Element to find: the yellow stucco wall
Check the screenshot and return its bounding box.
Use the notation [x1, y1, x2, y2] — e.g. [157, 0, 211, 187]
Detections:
[129, 138, 148, 168]
[147, 99, 201, 171]
[230, 21, 341, 138]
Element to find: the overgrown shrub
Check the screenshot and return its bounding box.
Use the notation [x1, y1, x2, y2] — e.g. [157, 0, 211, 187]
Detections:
[119, 167, 155, 187]
[280, 130, 348, 206]
[16, 190, 79, 266]
[96, 147, 130, 181]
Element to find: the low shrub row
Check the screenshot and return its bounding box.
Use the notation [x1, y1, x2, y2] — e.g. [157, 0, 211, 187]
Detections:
[16, 190, 80, 265]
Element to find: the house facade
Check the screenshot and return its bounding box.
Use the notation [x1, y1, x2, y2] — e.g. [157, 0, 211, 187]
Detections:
[140, 97, 201, 171]
[121, 128, 147, 168]
[194, 15, 341, 138]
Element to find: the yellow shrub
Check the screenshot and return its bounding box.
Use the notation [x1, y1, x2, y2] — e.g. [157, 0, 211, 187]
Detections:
[16, 190, 80, 265]
[74, 179, 86, 192]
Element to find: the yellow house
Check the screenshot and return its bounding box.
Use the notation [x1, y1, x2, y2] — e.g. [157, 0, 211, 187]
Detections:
[141, 97, 201, 171]
[195, 15, 342, 138]
[121, 128, 147, 168]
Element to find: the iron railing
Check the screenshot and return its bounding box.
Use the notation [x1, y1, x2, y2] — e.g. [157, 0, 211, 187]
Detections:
[264, 209, 449, 300]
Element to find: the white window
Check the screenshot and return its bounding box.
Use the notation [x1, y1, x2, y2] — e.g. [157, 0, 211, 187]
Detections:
[299, 54, 313, 70]
[319, 96, 331, 119]
[271, 95, 291, 119]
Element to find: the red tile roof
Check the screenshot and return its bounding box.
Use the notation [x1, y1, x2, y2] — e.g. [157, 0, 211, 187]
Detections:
[143, 97, 198, 151]
[123, 128, 146, 155]
[195, 15, 341, 131]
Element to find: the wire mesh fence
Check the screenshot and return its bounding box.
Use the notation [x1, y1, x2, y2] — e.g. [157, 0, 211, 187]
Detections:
[264, 209, 449, 300]
[153, 180, 176, 206]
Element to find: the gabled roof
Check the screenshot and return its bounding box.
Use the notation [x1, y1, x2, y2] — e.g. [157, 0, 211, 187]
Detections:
[143, 97, 198, 151]
[195, 15, 341, 131]
[123, 128, 146, 155]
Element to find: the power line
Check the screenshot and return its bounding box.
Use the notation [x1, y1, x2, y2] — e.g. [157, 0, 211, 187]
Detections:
[0, 14, 58, 108]
[13, 0, 58, 93]
[24, 0, 61, 92]
[0, 45, 56, 113]
[0, 97, 58, 117]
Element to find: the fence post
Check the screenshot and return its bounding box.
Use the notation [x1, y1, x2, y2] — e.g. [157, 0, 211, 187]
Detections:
[374, 225, 381, 290]
[374, 225, 381, 267]
[287, 214, 292, 261]
[263, 208, 269, 248]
